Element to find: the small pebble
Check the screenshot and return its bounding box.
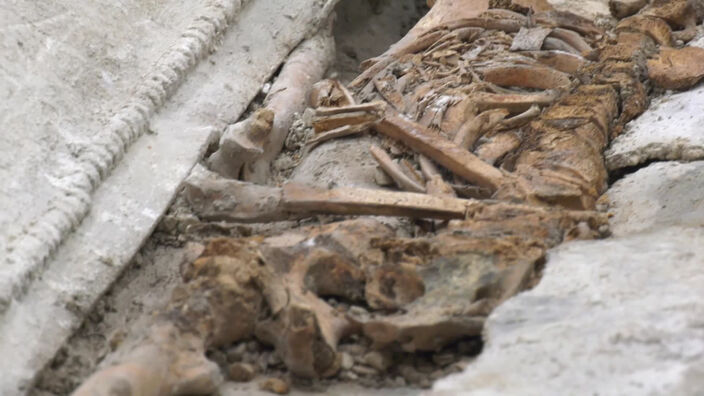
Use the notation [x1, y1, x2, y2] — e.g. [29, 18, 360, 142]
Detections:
[363, 351, 392, 371]
[339, 370, 359, 381]
[430, 369, 446, 381]
[228, 362, 256, 382]
[399, 364, 423, 384]
[341, 352, 354, 370]
[352, 364, 378, 376]
[260, 378, 290, 395]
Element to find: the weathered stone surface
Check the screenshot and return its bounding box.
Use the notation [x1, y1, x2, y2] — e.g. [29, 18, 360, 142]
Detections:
[432, 226, 704, 395]
[606, 84, 704, 170]
[607, 161, 704, 237]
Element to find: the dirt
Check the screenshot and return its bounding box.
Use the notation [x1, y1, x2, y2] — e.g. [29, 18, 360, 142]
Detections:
[30, 1, 450, 395]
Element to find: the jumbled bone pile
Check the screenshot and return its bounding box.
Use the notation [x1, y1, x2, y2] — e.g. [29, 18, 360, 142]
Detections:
[74, 0, 704, 394]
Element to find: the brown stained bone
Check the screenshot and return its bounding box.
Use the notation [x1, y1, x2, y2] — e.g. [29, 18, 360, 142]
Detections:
[282, 183, 477, 220]
[358, 205, 607, 351]
[548, 28, 595, 58]
[74, 239, 266, 396]
[350, 0, 491, 89]
[453, 108, 510, 149]
[500, 104, 541, 130]
[207, 109, 274, 179]
[616, 15, 673, 46]
[641, 0, 695, 29]
[647, 46, 704, 90]
[369, 145, 427, 193]
[304, 124, 369, 152]
[520, 50, 586, 74]
[419, 155, 457, 197]
[496, 84, 619, 209]
[81, 2, 693, 391]
[184, 164, 286, 223]
[373, 76, 406, 111]
[245, 31, 334, 183]
[534, 10, 604, 37]
[374, 112, 508, 191]
[473, 90, 560, 113]
[314, 101, 386, 117]
[312, 102, 385, 133]
[479, 63, 572, 90]
[475, 131, 521, 165]
[309, 79, 356, 108]
[609, 0, 648, 19]
[542, 36, 581, 55]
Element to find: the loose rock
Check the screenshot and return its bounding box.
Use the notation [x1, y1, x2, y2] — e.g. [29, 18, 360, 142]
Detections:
[228, 362, 256, 382]
[363, 351, 392, 372]
[259, 378, 290, 394]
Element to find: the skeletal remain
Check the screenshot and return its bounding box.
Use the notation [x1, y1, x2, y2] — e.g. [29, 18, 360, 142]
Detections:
[244, 30, 335, 183]
[309, 79, 356, 108]
[304, 124, 369, 152]
[454, 109, 510, 149]
[647, 46, 704, 90]
[420, 155, 457, 197]
[548, 28, 595, 58]
[476, 131, 522, 165]
[77, 0, 694, 392]
[473, 90, 560, 113]
[616, 14, 673, 46]
[374, 112, 508, 191]
[369, 145, 427, 193]
[312, 101, 385, 133]
[520, 50, 586, 74]
[542, 37, 581, 55]
[610, 0, 648, 19]
[207, 108, 274, 179]
[500, 104, 541, 130]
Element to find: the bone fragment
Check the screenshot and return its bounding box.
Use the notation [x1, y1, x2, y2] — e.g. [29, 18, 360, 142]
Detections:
[500, 104, 541, 130]
[369, 145, 427, 193]
[374, 112, 508, 191]
[476, 132, 522, 165]
[420, 156, 457, 197]
[245, 30, 335, 183]
[609, 0, 648, 18]
[312, 101, 386, 133]
[184, 164, 286, 223]
[282, 184, 476, 220]
[520, 50, 586, 73]
[454, 109, 509, 149]
[480, 63, 572, 90]
[616, 15, 673, 46]
[548, 28, 595, 57]
[207, 109, 274, 179]
[542, 37, 581, 55]
[473, 91, 560, 113]
[310, 79, 356, 108]
[647, 46, 704, 90]
[305, 124, 369, 152]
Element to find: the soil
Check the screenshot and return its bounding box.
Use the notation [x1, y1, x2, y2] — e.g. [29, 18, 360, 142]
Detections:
[30, 1, 485, 395]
